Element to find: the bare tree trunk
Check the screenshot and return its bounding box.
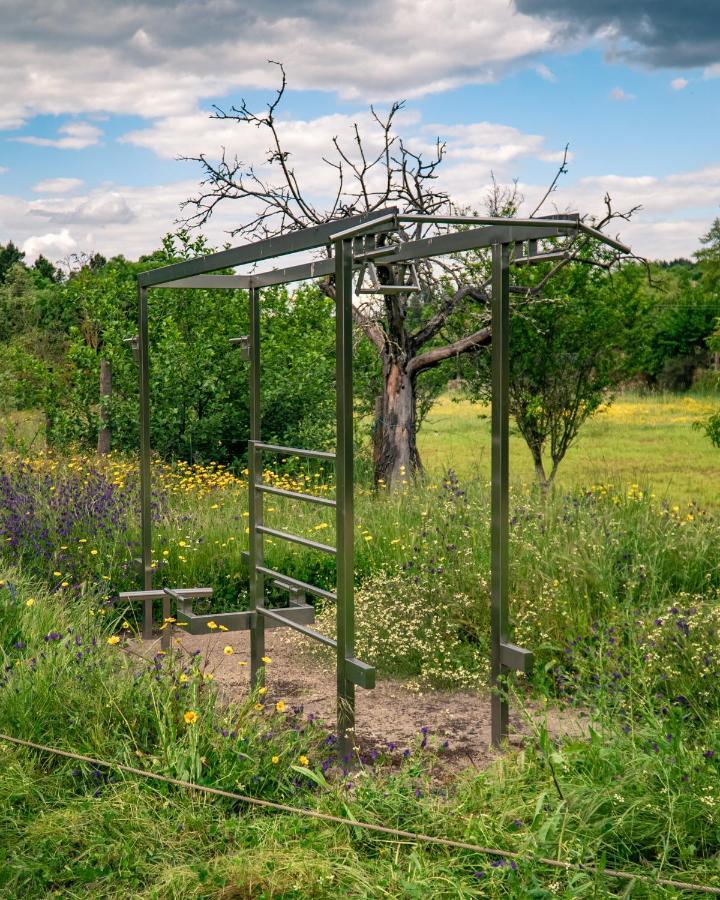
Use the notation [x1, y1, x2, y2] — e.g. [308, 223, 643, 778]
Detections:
[97, 358, 111, 455]
[373, 356, 422, 486]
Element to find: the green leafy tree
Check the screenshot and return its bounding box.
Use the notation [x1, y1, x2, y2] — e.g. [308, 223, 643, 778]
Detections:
[0, 241, 25, 284]
[466, 260, 645, 488]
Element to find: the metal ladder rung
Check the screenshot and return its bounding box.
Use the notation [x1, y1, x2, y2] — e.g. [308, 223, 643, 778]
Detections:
[251, 440, 335, 462]
[256, 524, 335, 554]
[255, 564, 336, 602]
[255, 483, 336, 507]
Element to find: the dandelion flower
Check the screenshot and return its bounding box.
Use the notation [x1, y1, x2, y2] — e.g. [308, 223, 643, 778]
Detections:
[218, 625, 229, 632]
[254, 703, 263, 711]
[275, 700, 286, 713]
[61, 582, 69, 588]
[107, 635, 121, 645]
[122, 621, 130, 630]
[25, 598, 35, 607]
[207, 621, 218, 630]
[261, 655, 272, 664]
[223, 645, 234, 655]
[298, 755, 309, 766]
[90, 549, 98, 556]
[258, 686, 267, 696]
[53, 571, 62, 577]
[238, 661, 248, 667]
[183, 711, 198, 725]
[271, 755, 280, 764]
[179, 673, 189, 683]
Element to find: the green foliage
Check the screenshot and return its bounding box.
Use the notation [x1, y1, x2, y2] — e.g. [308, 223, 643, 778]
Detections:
[0, 240, 24, 284]
[466, 261, 645, 485]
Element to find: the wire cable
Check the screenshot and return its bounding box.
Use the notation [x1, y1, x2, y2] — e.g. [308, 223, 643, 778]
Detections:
[1, 731, 718, 896]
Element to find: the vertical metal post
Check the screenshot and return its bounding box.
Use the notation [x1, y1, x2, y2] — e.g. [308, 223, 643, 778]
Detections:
[335, 237, 355, 761]
[490, 242, 510, 746]
[138, 284, 154, 640]
[248, 283, 266, 686]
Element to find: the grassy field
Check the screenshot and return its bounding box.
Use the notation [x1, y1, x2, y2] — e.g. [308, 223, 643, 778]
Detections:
[2, 393, 720, 896]
[419, 392, 720, 508]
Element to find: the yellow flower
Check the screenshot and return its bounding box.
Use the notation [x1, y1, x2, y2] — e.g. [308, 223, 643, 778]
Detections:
[53, 571, 61, 577]
[107, 635, 121, 645]
[61, 582, 69, 588]
[261, 655, 272, 664]
[258, 686, 267, 696]
[254, 703, 263, 711]
[207, 621, 218, 630]
[25, 598, 35, 607]
[298, 755, 309, 766]
[122, 620, 130, 629]
[183, 711, 198, 725]
[78, 538, 87, 544]
[179, 673, 189, 683]
[90, 549, 98, 556]
[203, 673, 215, 682]
[223, 645, 234, 655]
[275, 700, 286, 713]
[218, 625, 229, 632]
[271, 755, 280, 764]
[238, 661, 248, 667]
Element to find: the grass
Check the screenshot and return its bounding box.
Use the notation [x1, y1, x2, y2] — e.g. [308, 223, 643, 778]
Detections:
[2, 393, 720, 895]
[419, 392, 720, 508]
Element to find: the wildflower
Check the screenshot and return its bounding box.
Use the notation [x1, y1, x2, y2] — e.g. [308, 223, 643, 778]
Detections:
[207, 621, 218, 630]
[258, 686, 268, 696]
[179, 673, 189, 683]
[107, 635, 121, 645]
[238, 661, 248, 667]
[90, 549, 98, 556]
[271, 755, 280, 764]
[61, 582, 69, 588]
[122, 621, 130, 630]
[261, 655, 272, 664]
[53, 571, 62, 577]
[218, 625, 229, 632]
[298, 755, 309, 766]
[183, 711, 198, 725]
[254, 703, 263, 711]
[223, 645, 234, 655]
[203, 673, 215, 682]
[25, 598, 35, 607]
[275, 700, 286, 712]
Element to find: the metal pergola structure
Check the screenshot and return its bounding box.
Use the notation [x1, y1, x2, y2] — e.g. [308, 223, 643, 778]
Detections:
[120, 207, 629, 758]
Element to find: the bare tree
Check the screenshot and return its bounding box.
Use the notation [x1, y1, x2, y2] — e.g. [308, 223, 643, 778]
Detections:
[182, 62, 635, 487]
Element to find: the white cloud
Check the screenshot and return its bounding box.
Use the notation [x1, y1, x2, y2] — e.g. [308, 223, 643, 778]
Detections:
[0, 0, 558, 130]
[15, 122, 102, 150]
[671, 77, 689, 90]
[33, 177, 84, 194]
[535, 63, 557, 82]
[609, 86, 636, 101]
[21, 228, 77, 263]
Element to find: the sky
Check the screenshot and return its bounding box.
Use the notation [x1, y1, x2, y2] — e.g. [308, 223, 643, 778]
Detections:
[1, 0, 719, 263]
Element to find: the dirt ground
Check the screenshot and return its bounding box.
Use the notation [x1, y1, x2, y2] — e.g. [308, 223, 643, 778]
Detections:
[138, 627, 586, 770]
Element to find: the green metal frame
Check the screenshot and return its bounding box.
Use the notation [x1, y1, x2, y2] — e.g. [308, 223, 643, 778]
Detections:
[128, 208, 629, 755]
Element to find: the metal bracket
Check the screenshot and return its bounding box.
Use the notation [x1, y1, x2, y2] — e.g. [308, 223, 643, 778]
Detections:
[229, 335, 250, 361]
[355, 260, 421, 295]
[500, 641, 533, 674]
[124, 335, 140, 364]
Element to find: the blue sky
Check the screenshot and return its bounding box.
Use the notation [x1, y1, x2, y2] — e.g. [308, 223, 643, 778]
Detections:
[1, 0, 719, 262]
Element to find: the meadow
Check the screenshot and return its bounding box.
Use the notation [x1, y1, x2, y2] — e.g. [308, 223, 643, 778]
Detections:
[1, 392, 720, 897]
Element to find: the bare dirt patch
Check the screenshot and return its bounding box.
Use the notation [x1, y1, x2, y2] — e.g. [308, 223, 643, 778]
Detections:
[138, 627, 586, 769]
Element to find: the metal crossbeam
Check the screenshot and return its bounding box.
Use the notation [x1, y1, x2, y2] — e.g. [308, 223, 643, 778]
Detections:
[252, 441, 336, 461]
[256, 524, 336, 555]
[255, 483, 337, 507]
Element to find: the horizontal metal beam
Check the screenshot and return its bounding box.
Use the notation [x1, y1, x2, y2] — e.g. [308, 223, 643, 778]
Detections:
[247, 223, 581, 288]
[255, 565, 337, 602]
[117, 587, 213, 602]
[257, 610, 374, 688]
[175, 608, 253, 634]
[500, 641, 533, 674]
[256, 524, 336, 554]
[138, 208, 398, 288]
[252, 441, 336, 461]
[578, 223, 631, 255]
[399, 213, 580, 229]
[329, 211, 398, 241]
[255, 483, 337, 508]
[259, 606, 336, 648]
[154, 275, 251, 290]
[511, 250, 568, 266]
